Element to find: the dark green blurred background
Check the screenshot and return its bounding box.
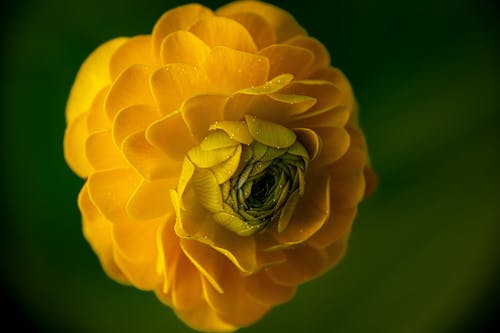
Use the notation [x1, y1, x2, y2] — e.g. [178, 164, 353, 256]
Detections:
[1, 0, 499, 332]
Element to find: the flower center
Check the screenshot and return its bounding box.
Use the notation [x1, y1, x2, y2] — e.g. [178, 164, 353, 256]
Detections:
[181, 117, 310, 236]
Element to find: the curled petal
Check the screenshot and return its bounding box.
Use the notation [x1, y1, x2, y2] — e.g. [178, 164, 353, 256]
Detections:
[121, 130, 182, 180]
[151, 3, 213, 57]
[181, 94, 228, 141]
[85, 130, 128, 171]
[307, 207, 356, 249]
[285, 36, 331, 73]
[78, 184, 128, 284]
[209, 121, 254, 145]
[66, 37, 127, 124]
[281, 79, 344, 115]
[112, 218, 166, 289]
[105, 64, 155, 120]
[259, 44, 314, 79]
[86, 87, 111, 133]
[222, 12, 276, 49]
[216, 1, 306, 42]
[63, 112, 93, 178]
[245, 115, 296, 148]
[160, 30, 211, 68]
[292, 128, 321, 160]
[112, 104, 161, 147]
[245, 270, 296, 306]
[109, 35, 156, 79]
[151, 64, 210, 115]
[190, 16, 258, 53]
[87, 168, 141, 223]
[204, 46, 269, 94]
[126, 178, 177, 220]
[314, 127, 350, 168]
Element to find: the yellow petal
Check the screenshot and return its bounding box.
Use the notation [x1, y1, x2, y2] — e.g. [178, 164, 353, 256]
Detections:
[238, 73, 294, 95]
[245, 271, 295, 306]
[199, 130, 239, 151]
[150, 64, 210, 115]
[310, 66, 355, 105]
[174, 301, 236, 333]
[126, 178, 177, 220]
[209, 120, 254, 145]
[216, 1, 306, 42]
[109, 35, 156, 79]
[151, 3, 213, 58]
[121, 130, 182, 180]
[285, 36, 331, 73]
[280, 79, 343, 115]
[87, 168, 141, 223]
[245, 115, 296, 148]
[180, 239, 224, 294]
[188, 145, 236, 168]
[160, 30, 211, 68]
[63, 112, 93, 178]
[105, 64, 155, 120]
[78, 184, 128, 284]
[146, 111, 196, 160]
[171, 253, 204, 310]
[66, 37, 128, 124]
[112, 104, 161, 147]
[191, 168, 223, 212]
[177, 157, 195, 200]
[86, 87, 111, 133]
[181, 94, 228, 141]
[314, 127, 351, 168]
[307, 207, 356, 249]
[156, 216, 180, 295]
[211, 145, 242, 184]
[85, 130, 128, 171]
[189, 16, 257, 53]
[225, 92, 315, 123]
[289, 105, 350, 129]
[266, 245, 328, 287]
[112, 218, 165, 290]
[201, 260, 269, 327]
[273, 174, 331, 245]
[292, 127, 321, 160]
[204, 46, 269, 94]
[259, 44, 313, 79]
[222, 12, 275, 49]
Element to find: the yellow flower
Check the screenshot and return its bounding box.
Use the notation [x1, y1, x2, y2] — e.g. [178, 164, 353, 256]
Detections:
[63, 1, 376, 331]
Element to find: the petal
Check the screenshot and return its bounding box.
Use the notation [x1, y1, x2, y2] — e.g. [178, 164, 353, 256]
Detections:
[87, 168, 141, 223]
[146, 111, 196, 160]
[273, 174, 331, 245]
[190, 168, 223, 212]
[266, 245, 329, 287]
[112, 104, 161, 147]
[151, 3, 213, 58]
[150, 64, 210, 115]
[112, 218, 166, 289]
[63, 112, 93, 178]
[280, 80, 344, 114]
[156, 216, 180, 295]
[105, 64, 155, 120]
[204, 46, 269, 94]
[160, 31, 211, 68]
[181, 94, 228, 141]
[188, 145, 236, 168]
[121, 130, 182, 180]
[310, 66, 355, 105]
[86, 87, 111, 133]
[292, 127, 321, 160]
[221, 12, 275, 49]
[211, 145, 242, 184]
[175, 205, 259, 273]
[225, 92, 315, 123]
[126, 178, 177, 220]
[109, 35, 156, 79]
[314, 127, 351, 168]
[171, 252, 205, 310]
[245, 270, 295, 306]
[245, 115, 296, 148]
[175, 301, 236, 333]
[180, 239, 225, 294]
[307, 207, 356, 249]
[189, 16, 257, 53]
[78, 184, 128, 284]
[209, 121, 254, 145]
[285, 36, 331, 73]
[216, 1, 306, 42]
[66, 37, 128, 124]
[85, 130, 128, 171]
[201, 261, 269, 327]
[259, 44, 314, 79]
[289, 105, 350, 129]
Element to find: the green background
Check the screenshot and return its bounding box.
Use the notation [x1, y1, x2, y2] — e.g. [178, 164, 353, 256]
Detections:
[1, 0, 499, 332]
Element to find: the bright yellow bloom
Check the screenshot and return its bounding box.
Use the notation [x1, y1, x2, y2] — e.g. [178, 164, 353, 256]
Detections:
[63, 1, 376, 331]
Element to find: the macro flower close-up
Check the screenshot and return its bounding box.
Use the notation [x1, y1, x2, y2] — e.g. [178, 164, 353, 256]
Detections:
[63, 1, 375, 331]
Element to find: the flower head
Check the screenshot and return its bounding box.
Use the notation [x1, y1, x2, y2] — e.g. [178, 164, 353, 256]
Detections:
[64, 1, 376, 331]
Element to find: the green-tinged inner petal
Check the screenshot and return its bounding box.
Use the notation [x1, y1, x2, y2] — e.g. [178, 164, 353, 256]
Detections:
[245, 115, 296, 148]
